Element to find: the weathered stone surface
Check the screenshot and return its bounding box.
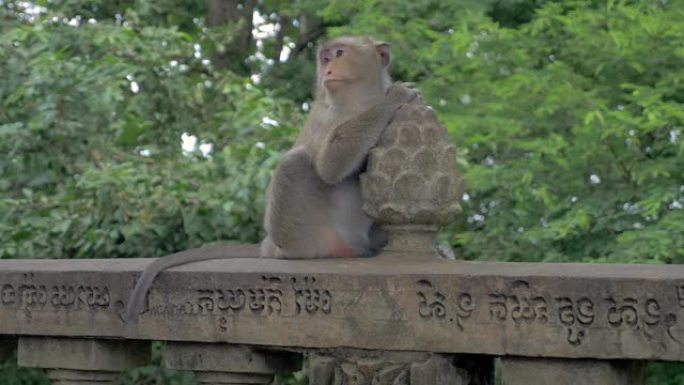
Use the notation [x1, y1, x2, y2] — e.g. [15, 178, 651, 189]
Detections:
[309, 355, 338, 385]
[162, 343, 301, 384]
[194, 371, 272, 384]
[410, 355, 468, 385]
[2, 252, 684, 361]
[46, 369, 120, 385]
[17, 337, 148, 385]
[500, 357, 645, 385]
[18, 337, 148, 371]
[162, 342, 301, 373]
[309, 350, 472, 385]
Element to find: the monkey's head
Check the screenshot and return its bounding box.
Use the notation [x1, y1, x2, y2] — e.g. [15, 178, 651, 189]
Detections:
[316, 36, 391, 94]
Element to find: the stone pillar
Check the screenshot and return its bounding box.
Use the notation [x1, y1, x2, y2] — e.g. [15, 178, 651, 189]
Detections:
[309, 350, 488, 385]
[500, 357, 645, 385]
[162, 342, 301, 385]
[17, 337, 148, 384]
[361, 99, 462, 255]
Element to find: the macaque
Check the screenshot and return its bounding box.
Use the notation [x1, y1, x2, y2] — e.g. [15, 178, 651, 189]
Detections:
[122, 36, 418, 325]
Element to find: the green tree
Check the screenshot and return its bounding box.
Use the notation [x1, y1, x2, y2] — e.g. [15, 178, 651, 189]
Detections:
[312, 0, 684, 263]
[0, 1, 302, 259]
[2, 0, 684, 384]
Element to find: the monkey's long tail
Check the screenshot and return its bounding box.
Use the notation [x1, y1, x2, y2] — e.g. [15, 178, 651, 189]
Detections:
[121, 245, 259, 326]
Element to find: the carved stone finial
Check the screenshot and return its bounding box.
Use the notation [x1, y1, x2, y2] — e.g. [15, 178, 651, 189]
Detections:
[361, 99, 462, 255]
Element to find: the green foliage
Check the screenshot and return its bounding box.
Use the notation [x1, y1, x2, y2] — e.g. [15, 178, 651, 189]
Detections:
[0, 352, 49, 385]
[647, 362, 684, 385]
[319, 0, 684, 265]
[438, 1, 684, 264]
[0, 1, 300, 258]
[2, 0, 684, 384]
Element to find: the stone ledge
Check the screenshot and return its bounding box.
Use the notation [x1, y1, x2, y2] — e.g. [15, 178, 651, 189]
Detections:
[1, 249, 684, 361]
[17, 337, 148, 371]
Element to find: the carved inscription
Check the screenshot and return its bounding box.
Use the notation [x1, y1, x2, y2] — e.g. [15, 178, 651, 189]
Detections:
[556, 297, 594, 346]
[481, 280, 680, 348]
[488, 280, 548, 324]
[0, 284, 14, 305]
[147, 275, 334, 331]
[52, 285, 110, 310]
[4, 271, 682, 355]
[218, 316, 229, 333]
[0, 281, 110, 311]
[416, 279, 475, 331]
[171, 276, 285, 317]
[292, 276, 332, 315]
[197, 288, 245, 313]
[454, 293, 476, 331]
[417, 280, 446, 319]
[606, 297, 639, 328]
[604, 296, 679, 342]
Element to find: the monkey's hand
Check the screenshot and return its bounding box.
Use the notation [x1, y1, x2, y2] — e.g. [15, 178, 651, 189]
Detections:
[315, 103, 396, 185]
[314, 83, 421, 185]
[386, 82, 421, 106]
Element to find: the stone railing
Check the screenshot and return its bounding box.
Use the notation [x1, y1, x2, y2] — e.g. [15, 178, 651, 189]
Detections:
[1, 247, 683, 384]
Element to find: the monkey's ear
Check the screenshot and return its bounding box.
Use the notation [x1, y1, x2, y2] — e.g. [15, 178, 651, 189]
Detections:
[376, 43, 391, 68]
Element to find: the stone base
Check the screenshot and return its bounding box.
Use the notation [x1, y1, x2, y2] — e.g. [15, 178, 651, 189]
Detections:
[383, 225, 437, 255]
[3, 256, 684, 362]
[163, 342, 301, 384]
[46, 369, 120, 385]
[310, 350, 487, 385]
[17, 337, 148, 385]
[17, 337, 148, 372]
[501, 357, 645, 385]
[195, 371, 272, 384]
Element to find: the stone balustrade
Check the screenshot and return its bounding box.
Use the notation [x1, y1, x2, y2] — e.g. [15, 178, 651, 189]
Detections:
[1, 247, 683, 384]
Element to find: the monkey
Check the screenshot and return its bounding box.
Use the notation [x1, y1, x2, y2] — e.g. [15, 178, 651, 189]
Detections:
[122, 36, 419, 325]
[261, 36, 419, 258]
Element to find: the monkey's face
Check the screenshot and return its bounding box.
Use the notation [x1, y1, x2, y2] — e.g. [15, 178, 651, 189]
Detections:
[318, 42, 380, 93]
[319, 44, 355, 91]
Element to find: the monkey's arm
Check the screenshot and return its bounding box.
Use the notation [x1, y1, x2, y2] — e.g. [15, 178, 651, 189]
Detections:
[314, 106, 391, 184]
[122, 245, 259, 325]
[315, 83, 418, 185]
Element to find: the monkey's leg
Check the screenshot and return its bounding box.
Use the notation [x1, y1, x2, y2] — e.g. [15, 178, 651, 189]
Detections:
[265, 146, 351, 258]
[329, 178, 384, 256]
[259, 236, 280, 258]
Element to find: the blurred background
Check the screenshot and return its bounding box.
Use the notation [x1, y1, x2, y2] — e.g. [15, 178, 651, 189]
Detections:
[1, 0, 683, 383]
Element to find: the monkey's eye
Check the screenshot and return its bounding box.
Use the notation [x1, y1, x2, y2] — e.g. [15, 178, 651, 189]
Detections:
[320, 52, 331, 64]
[335, 48, 344, 58]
